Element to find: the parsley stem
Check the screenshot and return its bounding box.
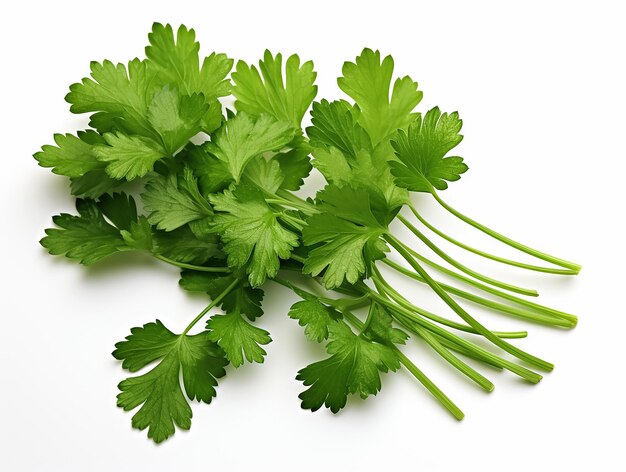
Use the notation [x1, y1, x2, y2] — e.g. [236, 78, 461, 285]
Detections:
[397, 214, 538, 297]
[430, 190, 582, 273]
[371, 269, 527, 338]
[362, 285, 543, 382]
[154, 254, 230, 273]
[371, 278, 495, 392]
[265, 196, 316, 215]
[383, 258, 576, 327]
[342, 310, 465, 420]
[181, 277, 240, 336]
[408, 202, 578, 275]
[384, 233, 554, 371]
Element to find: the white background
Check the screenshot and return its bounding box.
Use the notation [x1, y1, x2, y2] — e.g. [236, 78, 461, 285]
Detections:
[1, 1, 624, 470]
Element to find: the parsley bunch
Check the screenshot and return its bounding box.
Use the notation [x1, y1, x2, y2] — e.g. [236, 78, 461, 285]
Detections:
[35, 23, 580, 443]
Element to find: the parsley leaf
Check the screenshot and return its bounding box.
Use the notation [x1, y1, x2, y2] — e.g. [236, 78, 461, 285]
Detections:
[153, 226, 222, 264]
[206, 311, 271, 367]
[113, 320, 227, 443]
[389, 106, 468, 192]
[34, 130, 107, 178]
[288, 299, 342, 343]
[363, 303, 408, 345]
[303, 185, 388, 288]
[142, 167, 213, 231]
[93, 132, 165, 180]
[338, 48, 422, 146]
[146, 23, 233, 133]
[179, 271, 264, 321]
[211, 185, 299, 287]
[232, 50, 317, 128]
[297, 321, 400, 413]
[206, 112, 294, 183]
[66, 59, 157, 137]
[147, 87, 208, 156]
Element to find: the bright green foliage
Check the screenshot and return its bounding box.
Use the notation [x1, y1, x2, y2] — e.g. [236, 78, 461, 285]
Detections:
[275, 137, 312, 191]
[179, 271, 264, 321]
[303, 185, 388, 288]
[142, 167, 213, 231]
[34, 131, 106, 177]
[147, 87, 208, 155]
[206, 312, 271, 367]
[288, 299, 342, 343]
[211, 185, 299, 287]
[242, 157, 284, 194]
[153, 227, 222, 264]
[307, 100, 408, 221]
[390, 107, 467, 192]
[297, 321, 400, 412]
[113, 320, 227, 443]
[338, 48, 422, 145]
[93, 132, 165, 180]
[363, 304, 408, 345]
[66, 59, 157, 137]
[232, 50, 317, 128]
[206, 112, 295, 182]
[146, 23, 233, 133]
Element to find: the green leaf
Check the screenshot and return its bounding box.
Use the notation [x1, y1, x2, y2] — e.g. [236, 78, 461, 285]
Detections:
[211, 185, 299, 287]
[179, 271, 264, 321]
[34, 131, 106, 178]
[40, 199, 127, 264]
[297, 321, 400, 413]
[147, 87, 208, 155]
[206, 311, 271, 367]
[307, 99, 372, 158]
[183, 143, 234, 194]
[232, 50, 317, 128]
[142, 167, 213, 231]
[206, 112, 295, 182]
[153, 226, 222, 264]
[146, 23, 233, 133]
[363, 304, 408, 345]
[338, 48, 422, 145]
[288, 300, 341, 343]
[70, 169, 122, 198]
[113, 320, 227, 443]
[389, 106, 468, 192]
[121, 217, 154, 251]
[275, 137, 312, 191]
[303, 185, 388, 288]
[93, 132, 165, 180]
[242, 157, 284, 194]
[66, 59, 157, 137]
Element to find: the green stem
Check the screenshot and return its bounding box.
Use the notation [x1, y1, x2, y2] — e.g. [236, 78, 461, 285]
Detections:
[362, 285, 542, 383]
[371, 270, 527, 338]
[408, 203, 577, 275]
[155, 254, 230, 273]
[371, 279, 494, 392]
[265, 196, 316, 215]
[398, 214, 538, 297]
[341, 310, 465, 420]
[430, 190, 581, 273]
[383, 258, 576, 327]
[181, 277, 240, 335]
[384, 234, 554, 372]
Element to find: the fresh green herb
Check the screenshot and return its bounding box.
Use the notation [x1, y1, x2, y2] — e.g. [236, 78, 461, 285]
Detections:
[35, 23, 580, 443]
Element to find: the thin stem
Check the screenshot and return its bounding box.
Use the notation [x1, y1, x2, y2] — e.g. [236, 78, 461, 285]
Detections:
[383, 258, 576, 327]
[155, 254, 230, 273]
[342, 309, 464, 420]
[398, 214, 538, 297]
[278, 212, 306, 230]
[431, 190, 581, 273]
[372, 279, 494, 392]
[181, 277, 240, 335]
[408, 203, 578, 275]
[371, 270, 527, 338]
[384, 234, 554, 372]
[362, 285, 543, 383]
[265, 196, 316, 215]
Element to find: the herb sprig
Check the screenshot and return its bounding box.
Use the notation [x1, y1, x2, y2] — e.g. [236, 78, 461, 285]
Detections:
[35, 23, 580, 443]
